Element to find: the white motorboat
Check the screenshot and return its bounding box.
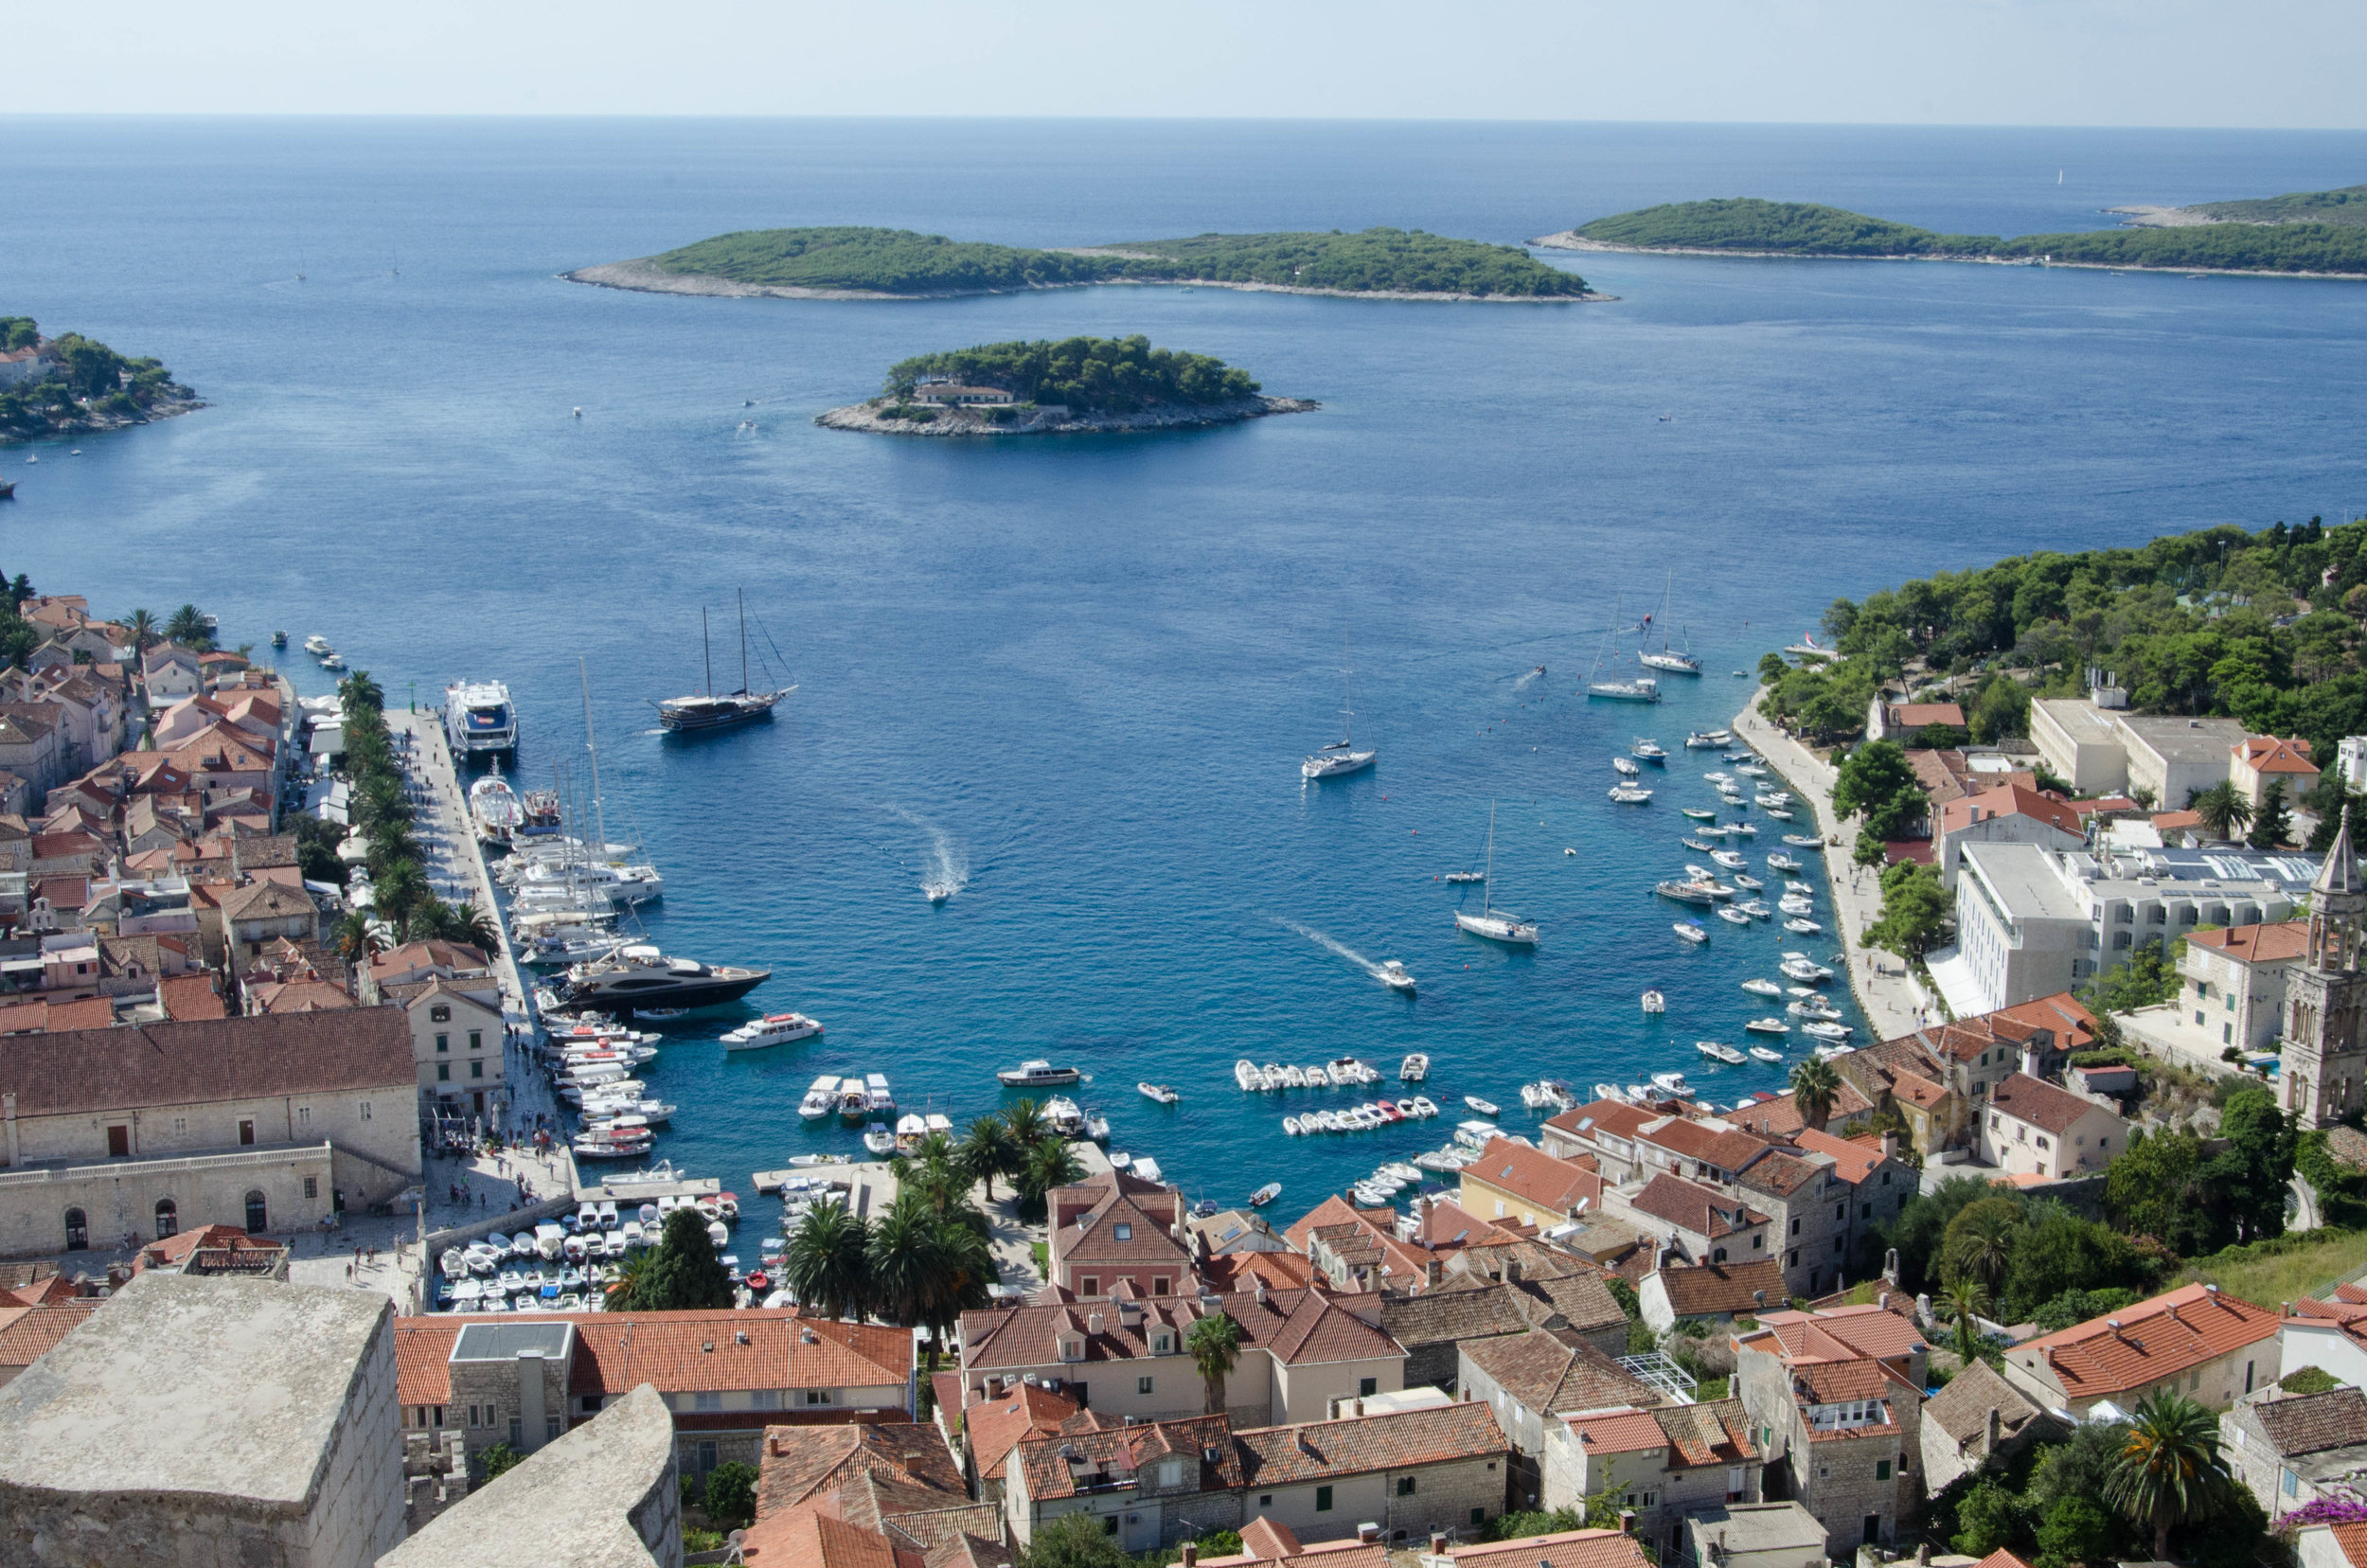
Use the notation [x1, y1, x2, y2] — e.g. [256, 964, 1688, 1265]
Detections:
[1727, 821, 1757, 838]
[1650, 1070, 1691, 1096]
[1673, 920, 1709, 944]
[1139, 1081, 1180, 1104]
[1684, 730, 1732, 748]
[1780, 959, 1834, 984]
[1801, 1021, 1854, 1041]
[1745, 1017, 1790, 1035]
[1609, 785, 1653, 804]
[1519, 1080, 1575, 1111]
[1779, 898, 1815, 918]
[1304, 638, 1378, 780]
[470, 765, 525, 842]
[1085, 1111, 1111, 1143]
[1697, 1041, 1747, 1066]
[302, 634, 332, 657]
[1044, 1096, 1086, 1136]
[1714, 906, 1749, 925]
[1711, 849, 1748, 869]
[1789, 999, 1842, 1019]
[1767, 854, 1804, 873]
[1379, 960, 1416, 993]
[1641, 989, 1665, 1013]
[861, 1121, 898, 1156]
[444, 678, 518, 756]
[1783, 918, 1824, 935]
[1443, 870, 1486, 883]
[1612, 756, 1642, 776]
[1732, 873, 1764, 890]
[1250, 1183, 1282, 1208]
[1765, 808, 1795, 820]
[1399, 1053, 1430, 1082]
[1410, 1096, 1439, 1117]
[797, 1076, 839, 1118]
[1464, 1095, 1500, 1116]
[1632, 738, 1669, 762]
[1741, 978, 1783, 998]
[1782, 834, 1822, 847]
[1236, 1060, 1268, 1092]
[1453, 802, 1539, 945]
[1593, 1082, 1628, 1104]
[996, 1060, 1081, 1088]
[722, 1012, 824, 1051]
[1748, 1044, 1786, 1063]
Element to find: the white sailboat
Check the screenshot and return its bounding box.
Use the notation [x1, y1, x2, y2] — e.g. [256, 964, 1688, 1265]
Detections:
[1452, 802, 1539, 945]
[1587, 593, 1661, 704]
[1303, 637, 1377, 780]
[1638, 569, 1702, 676]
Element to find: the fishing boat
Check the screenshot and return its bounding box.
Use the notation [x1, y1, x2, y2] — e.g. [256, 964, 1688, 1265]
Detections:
[1465, 1095, 1500, 1116]
[1452, 802, 1539, 945]
[1399, 1053, 1430, 1082]
[1748, 1043, 1786, 1063]
[1641, 989, 1665, 1013]
[1741, 977, 1783, 997]
[1673, 920, 1709, 944]
[1379, 960, 1416, 993]
[1680, 808, 1717, 822]
[1250, 1183, 1282, 1208]
[836, 1078, 870, 1125]
[1745, 1017, 1790, 1035]
[655, 591, 792, 734]
[1302, 637, 1378, 780]
[1697, 1041, 1747, 1065]
[996, 1060, 1081, 1088]
[721, 1012, 823, 1051]
[1139, 1081, 1180, 1104]
[1638, 572, 1702, 675]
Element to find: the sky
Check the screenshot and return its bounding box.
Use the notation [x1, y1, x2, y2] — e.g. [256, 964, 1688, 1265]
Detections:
[9, 0, 2367, 125]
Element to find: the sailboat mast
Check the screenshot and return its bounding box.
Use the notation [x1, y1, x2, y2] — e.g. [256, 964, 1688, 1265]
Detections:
[739, 588, 750, 696]
[579, 656, 609, 856]
[1483, 802, 1496, 918]
[702, 609, 713, 698]
[1342, 635, 1355, 747]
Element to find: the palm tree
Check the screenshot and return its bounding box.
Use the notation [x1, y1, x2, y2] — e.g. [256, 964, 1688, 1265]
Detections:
[891, 1135, 967, 1220]
[866, 1191, 947, 1329]
[2190, 781, 2255, 844]
[330, 910, 385, 966]
[1003, 1096, 1051, 1155]
[1185, 1312, 1242, 1415]
[1938, 1281, 1990, 1364]
[164, 603, 210, 648]
[1944, 1200, 2021, 1296]
[454, 901, 501, 954]
[1789, 1057, 1841, 1132]
[339, 668, 385, 715]
[2105, 1391, 2233, 1559]
[924, 1215, 1001, 1349]
[1017, 1139, 1084, 1216]
[956, 1114, 1018, 1203]
[605, 1249, 653, 1308]
[125, 608, 157, 653]
[783, 1203, 873, 1323]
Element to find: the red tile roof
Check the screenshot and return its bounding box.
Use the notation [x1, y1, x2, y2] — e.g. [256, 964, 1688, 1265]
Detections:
[1461, 1328, 1659, 1417]
[2327, 1523, 2367, 1568]
[1545, 1100, 1655, 1144]
[1787, 1129, 1885, 1185]
[739, 1506, 927, 1568]
[2239, 736, 2320, 775]
[1626, 1174, 1767, 1239]
[392, 1310, 912, 1406]
[963, 1383, 1080, 1482]
[2186, 921, 2310, 965]
[1232, 1400, 1508, 1487]
[1464, 1138, 1603, 1215]
[756, 1424, 970, 1519]
[1886, 703, 1966, 728]
[0, 1008, 415, 1114]
[1015, 1413, 1237, 1500]
[1939, 784, 2086, 841]
[2016, 1282, 2279, 1398]
[1988, 1072, 2113, 1136]
[1984, 992, 2099, 1052]
[0, 1299, 99, 1368]
[1725, 1083, 1874, 1139]
[1447, 1529, 1654, 1568]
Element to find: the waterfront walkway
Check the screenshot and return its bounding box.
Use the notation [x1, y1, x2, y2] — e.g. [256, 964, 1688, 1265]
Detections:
[1731, 691, 1935, 1042]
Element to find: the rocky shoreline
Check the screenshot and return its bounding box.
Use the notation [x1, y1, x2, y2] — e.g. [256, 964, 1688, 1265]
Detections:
[566, 257, 1610, 304]
[815, 395, 1317, 437]
[1528, 228, 2367, 281]
[0, 390, 205, 448]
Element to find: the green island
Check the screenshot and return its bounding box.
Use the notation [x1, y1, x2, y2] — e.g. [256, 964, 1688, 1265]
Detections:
[569, 224, 1593, 300]
[2178, 180, 2367, 226]
[0, 316, 201, 446]
[1541, 195, 2367, 275]
[814, 334, 1313, 437]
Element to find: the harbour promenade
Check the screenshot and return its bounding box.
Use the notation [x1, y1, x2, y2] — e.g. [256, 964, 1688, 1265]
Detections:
[1730, 691, 1934, 1042]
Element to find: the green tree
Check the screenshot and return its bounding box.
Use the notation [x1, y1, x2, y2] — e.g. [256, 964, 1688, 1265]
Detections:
[1789, 1056, 1841, 1133]
[1185, 1311, 1242, 1416]
[783, 1203, 873, 1322]
[1757, 652, 1790, 686]
[2210, 1087, 2299, 1244]
[1999, 1205, 2154, 1324]
[1939, 1281, 1990, 1363]
[1952, 1479, 2024, 1557]
[2035, 1496, 2118, 1568]
[2104, 1392, 2233, 1559]
[1943, 1196, 2024, 1295]
[477, 1441, 525, 1483]
[339, 668, 386, 715]
[604, 1248, 652, 1309]
[1864, 860, 1950, 960]
[2105, 1127, 2229, 1256]
[2249, 777, 2293, 848]
[2028, 1419, 2132, 1517]
[703, 1460, 758, 1529]
[124, 607, 157, 653]
[1969, 677, 2032, 743]
[1833, 739, 1924, 838]
[1002, 1096, 1052, 1154]
[330, 910, 384, 966]
[620, 1206, 736, 1310]
[1022, 1512, 1135, 1568]
[1016, 1139, 1084, 1220]
[163, 603, 211, 648]
[2188, 781, 2255, 843]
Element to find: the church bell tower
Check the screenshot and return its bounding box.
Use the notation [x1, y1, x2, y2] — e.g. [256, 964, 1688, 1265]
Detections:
[2286, 814, 2367, 1126]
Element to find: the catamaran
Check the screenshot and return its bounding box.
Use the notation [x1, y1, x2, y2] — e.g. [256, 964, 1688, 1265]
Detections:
[1452, 802, 1538, 945]
[1303, 636, 1377, 780]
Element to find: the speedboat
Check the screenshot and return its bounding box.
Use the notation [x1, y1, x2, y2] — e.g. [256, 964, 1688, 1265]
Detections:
[1749, 1044, 1786, 1063]
[861, 1122, 898, 1156]
[1379, 960, 1416, 993]
[1465, 1095, 1501, 1116]
[1673, 920, 1709, 944]
[1711, 849, 1747, 869]
[1781, 958, 1834, 984]
[1399, 1053, 1430, 1081]
[1783, 834, 1822, 847]
[1250, 1183, 1282, 1207]
[722, 1012, 824, 1051]
[1717, 906, 1751, 925]
[1609, 785, 1652, 804]
[1767, 854, 1804, 873]
[1783, 918, 1824, 935]
[1139, 1082, 1180, 1104]
[1641, 989, 1664, 1013]
[1410, 1095, 1439, 1117]
[1741, 977, 1784, 997]
[1698, 1041, 1747, 1066]
[1085, 1110, 1111, 1142]
[1802, 1021, 1854, 1042]
[1632, 738, 1669, 762]
[996, 1060, 1081, 1088]
[1613, 756, 1642, 776]
[1650, 1070, 1692, 1096]
[1520, 1080, 1575, 1111]
[1727, 821, 1757, 837]
[798, 1076, 838, 1118]
[1779, 896, 1815, 916]
[1685, 730, 1731, 748]
[1745, 1018, 1790, 1035]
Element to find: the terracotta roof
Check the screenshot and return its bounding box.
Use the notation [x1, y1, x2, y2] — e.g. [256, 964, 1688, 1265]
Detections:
[1751, 1305, 1926, 1363]
[1233, 1400, 1508, 1487]
[1460, 1328, 1659, 1417]
[925, 1534, 1016, 1568]
[739, 1506, 928, 1568]
[2017, 1282, 2280, 1398]
[158, 972, 227, 1021]
[2256, 1386, 2367, 1457]
[0, 1008, 414, 1114]
[1465, 1138, 1602, 1215]
[1725, 1083, 1873, 1139]
[1546, 1100, 1656, 1144]
[1382, 1275, 1533, 1348]
[1886, 703, 1966, 728]
[757, 1423, 969, 1519]
[370, 939, 493, 981]
[1939, 783, 2087, 841]
[1200, 1520, 1389, 1568]
[1015, 1413, 1237, 1500]
[1654, 1260, 1789, 1319]
[2187, 921, 2310, 965]
[1987, 1072, 2111, 1135]
[964, 1383, 1080, 1482]
[2329, 1523, 2367, 1568]
[2240, 736, 2320, 775]
[1206, 1252, 1320, 1294]
[1563, 1406, 1667, 1455]
[960, 1287, 1396, 1377]
[1626, 1174, 1767, 1240]
[1650, 1399, 1759, 1467]
[1734, 1149, 1823, 1199]
[392, 1310, 911, 1407]
[1984, 992, 2100, 1053]
[1970, 1552, 2037, 1568]
[0, 1299, 100, 1368]
[220, 880, 316, 922]
[1640, 1119, 1774, 1176]
[1446, 1529, 1654, 1568]
[1786, 1130, 1886, 1185]
[1282, 1194, 1398, 1253]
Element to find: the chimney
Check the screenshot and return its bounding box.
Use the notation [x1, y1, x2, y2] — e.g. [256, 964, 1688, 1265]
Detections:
[900, 1451, 926, 1476]
[1088, 1310, 1105, 1334]
[1354, 1398, 1365, 1417]
[1984, 1406, 2001, 1453]
[1620, 1511, 1637, 1536]
[1254, 1278, 1267, 1306]
[1426, 1259, 1443, 1289]
[2020, 1045, 2041, 1078]
[1880, 1131, 1897, 1160]
[1358, 1524, 1381, 1544]
[1433, 1534, 1450, 1555]
[1297, 1429, 1317, 1457]
[1184, 1546, 1199, 1568]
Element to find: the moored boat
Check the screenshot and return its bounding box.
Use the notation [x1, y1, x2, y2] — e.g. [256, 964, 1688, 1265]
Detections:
[722, 1012, 823, 1051]
[996, 1060, 1082, 1088]
[1139, 1082, 1180, 1104]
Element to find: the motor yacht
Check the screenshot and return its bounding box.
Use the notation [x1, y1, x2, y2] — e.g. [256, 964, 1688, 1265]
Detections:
[470, 767, 525, 843]
[722, 1012, 823, 1051]
[996, 1060, 1082, 1088]
[444, 679, 518, 756]
[560, 943, 765, 1013]
[1801, 1021, 1854, 1042]
[1745, 1017, 1790, 1036]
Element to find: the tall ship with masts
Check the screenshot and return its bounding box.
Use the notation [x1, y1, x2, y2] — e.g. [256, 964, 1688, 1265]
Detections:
[656, 590, 794, 734]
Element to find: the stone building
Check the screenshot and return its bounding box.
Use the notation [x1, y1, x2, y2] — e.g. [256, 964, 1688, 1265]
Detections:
[0, 1273, 404, 1568]
[2285, 819, 2367, 1127]
[0, 1007, 421, 1257]
[1005, 1413, 1243, 1548]
[1455, 1330, 1661, 1501]
[1978, 1072, 2129, 1180]
[2222, 1384, 2367, 1522]
[1916, 1359, 2058, 1494]
[1231, 1399, 1514, 1547]
[2002, 1282, 2282, 1421]
[1539, 1399, 1760, 1563]
[1731, 1309, 1927, 1555]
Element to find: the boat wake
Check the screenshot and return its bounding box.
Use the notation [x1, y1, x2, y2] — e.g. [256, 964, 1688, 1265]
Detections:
[1272, 916, 1389, 985]
[884, 805, 969, 903]
[1512, 666, 1545, 687]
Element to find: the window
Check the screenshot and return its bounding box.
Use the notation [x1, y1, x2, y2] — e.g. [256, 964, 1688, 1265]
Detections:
[1470, 1509, 1486, 1528]
[1139, 1376, 1155, 1395]
[1153, 1278, 1170, 1295]
[1360, 1377, 1378, 1398]
[239, 1119, 256, 1147]
[2285, 1470, 2300, 1497]
[805, 1389, 832, 1405]
[1260, 1496, 1272, 1508]
[106, 1124, 130, 1157]
[1753, 1235, 1763, 1250]
[1877, 1460, 1892, 1481]
[296, 1105, 310, 1126]
[302, 1177, 318, 1201]
[244, 1190, 268, 1232]
[1712, 1247, 1727, 1263]
[436, 1034, 449, 1054]
[470, 1406, 482, 1428]
[580, 1396, 603, 1415]
[1102, 1520, 1119, 1538]
[2037, 1135, 2051, 1150]
[1153, 1334, 1171, 1354]
[698, 1442, 718, 1474]
[753, 1390, 778, 1410]
[1789, 1218, 1800, 1236]
[1080, 1277, 1099, 1297]
[1833, 1203, 1844, 1222]
[1397, 1477, 1416, 1496]
[437, 1063, 450, 1082]
[1160, 1459, 1184, 1488]
[1833, 1238, 1844, 1254]
[1788, 1249, 1799, 1267]
[171, 1116, 186, 1134]
[471, 1060, 484, 1078]
[1315, 1487, 1334, 1512]
[1113, 1222, 1132, 1241]
[694, 1392, 721, 1413]
[153, 1198, 177, 1238]
[470, 1030, 483, 1051]
[431, 1005, 451, 1023]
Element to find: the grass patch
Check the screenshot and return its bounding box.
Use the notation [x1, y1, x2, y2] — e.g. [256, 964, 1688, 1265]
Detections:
[2180, 1225, 2367, 1307]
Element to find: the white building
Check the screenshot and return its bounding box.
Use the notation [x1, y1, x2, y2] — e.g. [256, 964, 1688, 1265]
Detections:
[2030, 694, 2258, 810]
[1978, 1072, 2129, 1179]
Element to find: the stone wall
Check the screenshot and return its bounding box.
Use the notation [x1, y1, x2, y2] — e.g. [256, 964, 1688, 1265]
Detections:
[446, 1347, 576, 1462]
[298, 1305, 406, 1567]
[0, 1141, 337, 1258]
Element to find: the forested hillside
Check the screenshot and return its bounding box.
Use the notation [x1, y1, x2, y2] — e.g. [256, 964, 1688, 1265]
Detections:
[885, 336, 1258, 413]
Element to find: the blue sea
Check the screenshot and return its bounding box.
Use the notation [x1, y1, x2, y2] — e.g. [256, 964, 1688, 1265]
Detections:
[9, 117, 2367, 1232]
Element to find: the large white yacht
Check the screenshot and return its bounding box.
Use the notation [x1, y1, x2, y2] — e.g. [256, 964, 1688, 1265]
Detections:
[1452, 802, 1539, 946]
[445, 680, 518, 756]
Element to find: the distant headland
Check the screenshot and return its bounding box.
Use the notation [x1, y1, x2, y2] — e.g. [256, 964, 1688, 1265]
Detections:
[0, 315, 202, 447]
[815, 335, 1315, 437]
[569, 225, 1605, 302]
[1534, 190, 2367, 276]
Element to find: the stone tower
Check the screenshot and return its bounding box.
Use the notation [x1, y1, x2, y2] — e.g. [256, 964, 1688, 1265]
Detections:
[2285, 814, 2367, 1126]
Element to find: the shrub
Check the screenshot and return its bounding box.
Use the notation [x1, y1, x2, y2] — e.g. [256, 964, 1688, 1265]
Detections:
[703, 1461, 758, 1530]
[478, 1441, 525, 1483]
[2282, 1365, 2342, 1395]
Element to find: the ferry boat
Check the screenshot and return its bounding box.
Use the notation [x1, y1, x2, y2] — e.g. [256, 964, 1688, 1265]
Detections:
[721, 1012, 824, 1051]
[444, 679, 518, 756]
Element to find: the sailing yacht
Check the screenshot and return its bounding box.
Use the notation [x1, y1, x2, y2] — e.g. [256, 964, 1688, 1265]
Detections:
[1638, 570, 1702, 675]
[1587, 594, 1662, 703]
[1302, 638, 1378, 780]
[657, 590, 794, 734]
[1451, 803, 1539, 945]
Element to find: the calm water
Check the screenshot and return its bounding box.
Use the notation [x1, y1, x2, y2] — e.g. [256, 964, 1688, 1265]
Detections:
[10, 118, 2367, 1228]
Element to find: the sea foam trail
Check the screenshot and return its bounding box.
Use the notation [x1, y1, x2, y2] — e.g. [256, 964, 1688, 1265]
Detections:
[1512, 667, 1544, 687]
[881, 804, 969, 901]
[1272, 916, 1388, 984]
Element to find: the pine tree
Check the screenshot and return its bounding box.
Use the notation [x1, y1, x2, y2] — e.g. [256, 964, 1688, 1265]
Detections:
[2249, 778, 2292, 849]
[626, 1206, 735, 1310]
